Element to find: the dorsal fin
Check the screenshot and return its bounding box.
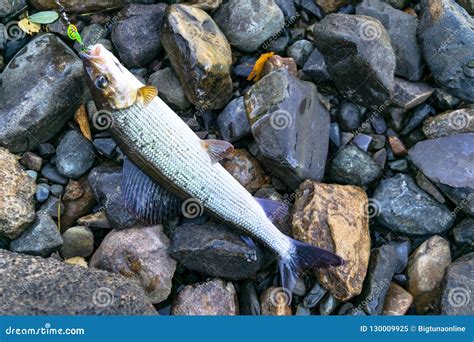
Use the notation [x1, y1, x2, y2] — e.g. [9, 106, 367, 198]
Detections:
[137, 85, 158, 106]
[200, 139, 234, 164]
[122, 158, 181, 224]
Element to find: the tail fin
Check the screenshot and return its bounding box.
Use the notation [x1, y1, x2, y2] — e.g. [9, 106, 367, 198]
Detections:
[279, 238, 344, 291]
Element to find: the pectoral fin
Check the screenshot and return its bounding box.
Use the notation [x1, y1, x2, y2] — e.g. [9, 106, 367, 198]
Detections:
[200, 139, 234, 164]
[137, 85, 158, 106]
[122, 158, 181, 224]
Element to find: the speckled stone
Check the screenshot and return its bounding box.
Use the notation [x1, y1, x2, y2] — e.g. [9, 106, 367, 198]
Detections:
[172, 279, 238, 315]
[423, 108, 474, 138]
[382, 282, 414, 315]
[260, 286, 292, 316]
[222, 149, 268, 193]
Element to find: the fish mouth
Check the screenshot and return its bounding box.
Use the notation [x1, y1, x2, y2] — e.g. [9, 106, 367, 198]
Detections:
[79, 44, 103, 62]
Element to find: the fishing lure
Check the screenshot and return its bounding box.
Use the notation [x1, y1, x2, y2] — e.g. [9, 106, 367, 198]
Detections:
[67, 24, 82, 45]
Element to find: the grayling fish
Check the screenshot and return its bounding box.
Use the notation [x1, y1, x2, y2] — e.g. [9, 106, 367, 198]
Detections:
[80, 44, 344, 290]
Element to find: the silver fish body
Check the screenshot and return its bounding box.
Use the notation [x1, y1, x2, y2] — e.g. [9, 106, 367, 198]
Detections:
[109, 97, 293, 258]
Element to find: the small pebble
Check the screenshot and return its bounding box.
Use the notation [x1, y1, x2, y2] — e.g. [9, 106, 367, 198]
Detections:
[35, 183, 50, 203]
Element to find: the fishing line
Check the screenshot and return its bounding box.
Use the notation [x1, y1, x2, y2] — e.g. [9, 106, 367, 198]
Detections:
[54, 0, 83, 47]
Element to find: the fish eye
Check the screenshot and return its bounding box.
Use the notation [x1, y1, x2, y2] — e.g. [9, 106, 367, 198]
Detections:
[95, 75, 109, 89]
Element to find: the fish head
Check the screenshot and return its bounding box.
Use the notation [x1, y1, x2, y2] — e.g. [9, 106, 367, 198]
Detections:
[80, 44, 141, 109]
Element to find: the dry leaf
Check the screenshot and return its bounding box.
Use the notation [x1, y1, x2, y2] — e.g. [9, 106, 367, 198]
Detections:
[247, 52, 275, 83]
[74, 104, 92, 141]
[18, 18, 41, 35]
[64, 257, 88, 267]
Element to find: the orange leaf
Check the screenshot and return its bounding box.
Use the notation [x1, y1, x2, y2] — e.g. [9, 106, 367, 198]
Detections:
[247, 52, 275, 83]
[74, 104, 92, 141]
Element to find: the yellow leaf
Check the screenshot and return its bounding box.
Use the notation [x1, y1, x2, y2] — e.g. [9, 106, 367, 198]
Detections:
[74, 104, 92, 141]
[247, 52, 275, 83]
[65, 257, 88, 267]
[18, 18, 41, 35]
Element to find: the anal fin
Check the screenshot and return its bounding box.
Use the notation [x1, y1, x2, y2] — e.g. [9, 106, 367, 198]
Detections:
[200, 139, 234, 164]
[122, 158, 181, 224]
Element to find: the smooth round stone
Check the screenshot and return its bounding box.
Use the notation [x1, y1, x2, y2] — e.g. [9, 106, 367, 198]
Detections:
[41, 163, 68, 185]
[388, 159, 408, 172]
[26, 170, 38, 180]
[337, 102, 362, 131]
[60, 226, 94, 259]
[35, 183, 50, 203]
[50, 184, 64, 197]
[56, 131, 96, 179]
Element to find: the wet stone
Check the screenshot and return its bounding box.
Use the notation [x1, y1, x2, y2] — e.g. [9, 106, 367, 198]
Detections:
[408, 235, 451, 313]
[149, 68, 190, 111]
[382, 282, 414, 316]
[213, 0, 285, 52]
[409, 133, 474, 216]
[373, 174, 454, 235]
[418, 0, 474, 102]
[245, 69, 330, 190]
[216, 97, 251, 142]
[441, 253, 473, 315]
[162, 4, 233, 109]
[56, 131, 96, 179]
[60, 226, 94, 259]
[222, 149, 267, 193]
[422, 108, 474, 139]
[313, 14, 395, 109]
[287, 39, 314, 67]
[169, 222, 265, 280]
[20, 152, 42, 172]
[260, 286, 292, 316]
[111, 4, 167, 67]
[9, 212, 62, 258]
[329, 145, 382, 186]
[453, 219, 474, 252]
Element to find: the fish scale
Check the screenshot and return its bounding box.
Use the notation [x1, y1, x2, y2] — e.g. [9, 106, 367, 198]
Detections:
[109, 97, 293, 258]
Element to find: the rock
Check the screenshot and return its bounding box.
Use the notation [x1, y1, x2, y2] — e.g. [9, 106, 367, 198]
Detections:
[20, 152, 42, 172]
[415, 171, 446, 204]
[56, 131, 96, 179]
[88, 165, 138, 228]
[60, 226, 94, 259]
[222, 149, 267, 193]
[41, 163, 68, 185]
[303, 282, 327, 308]
[453, 219, 474, 251]
[162, 4, 233, 109]
[245, 69, 330, 190]
[262, 55, 298, 78]
[287, 40, 314, 67]
[382, 282, 414, 315]
[337, 102, 363, 132]
[0, 34, 83, 153]
[186, 0, 223, 11]
[388, 135, 407, 156]
[409, 134, 474, 216]
[93, 138, 117, 159]
[329, 145, 382, 186]
[373, 174, 454, 235]
[315, 0, 349, 12]
[352, 134, 373, 152]
[35, 183, 50, 203]
[260, 286, 292, 316]
[313, 14, 395, 109]
[274, 0, 297, 17]
[292, 181, 371, 301]
[356, 0, 423, 81]
[400, 103, 434, 136]
[0, 250, 156, 315]
[355, 244, 399, 315]
[172, 279, 238, 315]
[408, 235, 451, 313]
[441, 253, 473, 315]
[0, 148, 36, 239]
[216, 97, 251, 142]
[169, 222, 265, 280]
[302, 48, 330, 85]
[50, 184, 64, 197]
[40, 196, 64, 219]
[213, 0, 284, 52]
[112, 4, 167, 67]
[9, 212, 62, 257]
[432, 88, 463, 111]
[418, 0, 474, 102]
[37, 143, 55, 158]
[0, 0, 26, 17]
[90, 226, 176, 304]
[392, 78, 434, 112]
[149, 67, 190, 110]
[61, 178, 96, 230]
[422, 108, 474, 138]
